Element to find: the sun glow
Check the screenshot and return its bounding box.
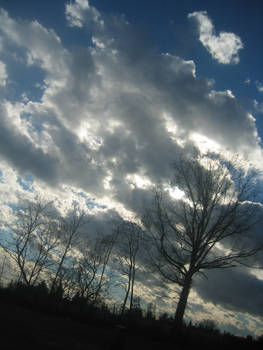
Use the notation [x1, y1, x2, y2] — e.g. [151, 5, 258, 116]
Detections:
[168, 186, 185, 200]
[76, 122, 102, 150]
[191, 132, 221, 153]
[126, 174, 152, 189]
[162, 112, 187, 147]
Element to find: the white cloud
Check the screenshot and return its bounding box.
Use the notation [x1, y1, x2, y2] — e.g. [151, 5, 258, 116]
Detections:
[0, 60, 7, 86]
[0, 8, 67, 78]
[244, 78, 251, 85]
[254, 99, 263, 114]
[65, 0, 103, 29]
[256, 80, 263, 93]
[0, 5, 260, 206]
[188, 11, 243, 64]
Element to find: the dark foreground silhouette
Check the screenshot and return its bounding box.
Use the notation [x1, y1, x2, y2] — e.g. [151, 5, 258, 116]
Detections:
[0, 282, 262, 350]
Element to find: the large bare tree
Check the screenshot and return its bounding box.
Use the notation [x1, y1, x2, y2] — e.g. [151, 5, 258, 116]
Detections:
[143, 155, 261, 326]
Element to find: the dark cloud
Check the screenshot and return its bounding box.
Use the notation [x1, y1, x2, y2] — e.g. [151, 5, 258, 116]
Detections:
[187, 302, 206, 314]
[0, 104, 59, 185]
[82, 208, 120, 238]
[194, 267, 263, 317]
[48, 122, 107, 194]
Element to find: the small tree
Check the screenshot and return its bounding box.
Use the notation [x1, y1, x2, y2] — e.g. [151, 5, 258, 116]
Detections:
[64, 232, 117, 303]
[144, 154, 261, 326]
[198, 319, 218, 333]
[0, 200, 59, 286]
[116, 220, 143, 315]
[146, 302, 156, 320]
[49, 206, 90, 294]
[92, 230, 119, 305]
[62, 239, 100, 300]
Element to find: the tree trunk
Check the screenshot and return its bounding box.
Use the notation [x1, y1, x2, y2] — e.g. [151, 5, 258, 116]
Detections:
[50, 240, 71, 294]
[174, 272, 193, 326]
[129, 263, 136, 311]
[121, 265, 132, 315]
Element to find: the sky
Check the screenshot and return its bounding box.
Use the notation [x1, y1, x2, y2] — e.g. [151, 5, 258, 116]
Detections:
[0, 0, 263, 337]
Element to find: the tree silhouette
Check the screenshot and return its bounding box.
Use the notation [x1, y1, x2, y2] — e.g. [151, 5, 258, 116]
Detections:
[115, 220, 143, 315]
[49, 205, 90, 295]
[92, 230, 119, 305]
[0, 200, 59, 286]
[64, 231, 118, 304]
[143, 154, 261, 326]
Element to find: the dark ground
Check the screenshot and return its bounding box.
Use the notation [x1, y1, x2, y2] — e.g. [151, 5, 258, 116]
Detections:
[0, 299, 170, 350]
[0, 284, 262, 350]
[1, 300, 107, 349]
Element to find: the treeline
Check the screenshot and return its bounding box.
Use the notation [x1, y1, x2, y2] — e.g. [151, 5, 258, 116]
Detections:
[0, 200, 147, 315]
[0, 281, 263, 350]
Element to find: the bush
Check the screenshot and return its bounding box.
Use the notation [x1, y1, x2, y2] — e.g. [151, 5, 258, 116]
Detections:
[198, 319, 219, 333]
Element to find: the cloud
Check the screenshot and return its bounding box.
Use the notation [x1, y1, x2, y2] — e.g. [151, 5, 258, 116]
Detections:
[256, 80, 263, 93]
[254, 100, 263, 114]
[0, 9, 66, 75]
[188, 11, 243, 64]
[65, 0, 103, 29]
[194, 267, 263, 317]
[0, 60, 7, 87]
[0, 3, 261, 217]
[0, 101, 59, 185]
[244, 78, 251, 85]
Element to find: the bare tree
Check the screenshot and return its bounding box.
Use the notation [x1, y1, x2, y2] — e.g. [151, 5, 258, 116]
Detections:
[49, 206, 90, 294]
[74, 240, 102, 300]
[61, 239, 100, 300]
[0, 200, 59, 286]
[92, 230, 119, 305]
[143, 155, 261, 326]
[63, 232, 117, 303]
[116, 220, 143, 315]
